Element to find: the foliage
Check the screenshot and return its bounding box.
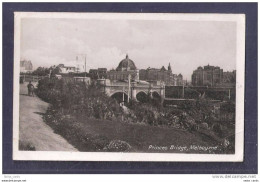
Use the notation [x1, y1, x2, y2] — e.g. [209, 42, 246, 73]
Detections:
[37, 78, 124, 120]
[37, 78, 221, 131]
[32, 66, 63, 76]
[43, 106, 110, 151]
[212, 124, 223, 138]
[35, 78, 235, 153]
[220, 101, 235, 113]
[37, 77, 234, 149]
[51, 66, 61, 75]
[105, 140, 132, 152]
[32, 67, 51, 76]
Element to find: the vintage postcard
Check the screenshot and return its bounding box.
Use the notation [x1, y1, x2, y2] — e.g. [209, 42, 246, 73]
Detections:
[13, 12, 245, 161]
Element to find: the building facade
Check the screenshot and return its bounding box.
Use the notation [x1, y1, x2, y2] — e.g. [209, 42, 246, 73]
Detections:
[191, 65, 224, 86]
[106, 55, 183, 85]
[20, 60, 33, 73]
[139, 63, 183, 86]
[57, 64, 76, 73]
[89, 68, 107, 79]
[174, 74, 183, 86]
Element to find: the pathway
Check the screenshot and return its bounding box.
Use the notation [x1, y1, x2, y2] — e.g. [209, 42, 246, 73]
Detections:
[19, 82, 77, 151]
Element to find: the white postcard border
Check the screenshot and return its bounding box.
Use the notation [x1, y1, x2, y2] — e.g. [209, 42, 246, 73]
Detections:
[13, 12, 245, 162]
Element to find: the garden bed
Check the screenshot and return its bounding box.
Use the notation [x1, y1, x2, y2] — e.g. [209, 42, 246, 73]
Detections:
[37, 78, 234, 153]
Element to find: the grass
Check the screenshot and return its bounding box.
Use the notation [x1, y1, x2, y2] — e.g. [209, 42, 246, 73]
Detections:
[43, 109, 224, 154]
[80, 117, 225, 153]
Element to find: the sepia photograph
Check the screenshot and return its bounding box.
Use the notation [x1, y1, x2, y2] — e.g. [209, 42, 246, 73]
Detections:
[13, 12, 245, 161]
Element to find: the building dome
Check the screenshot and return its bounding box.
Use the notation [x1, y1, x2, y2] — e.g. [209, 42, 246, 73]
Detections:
[116, 54, 137, 71]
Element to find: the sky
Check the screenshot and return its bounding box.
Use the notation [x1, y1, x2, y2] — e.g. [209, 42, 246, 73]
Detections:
[21, 18, 237, 80]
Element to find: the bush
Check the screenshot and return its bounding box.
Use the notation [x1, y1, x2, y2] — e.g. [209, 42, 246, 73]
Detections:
[212, 124, 223, 137]
[37, 78, 220, 132]
[105, 140, 132, 152]
[37, 78, 124, 120]
[43, 106, 110, 151]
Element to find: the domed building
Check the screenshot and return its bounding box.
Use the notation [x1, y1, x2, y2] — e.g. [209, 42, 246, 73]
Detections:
[107, 54, 139, 81]
[107, 55, 183, 86]
[116, 54, 137, 71]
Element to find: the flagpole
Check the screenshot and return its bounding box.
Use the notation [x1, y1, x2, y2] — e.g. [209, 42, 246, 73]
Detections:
[128, 74, 131, 103]
[123, 87, 125, 103]
[182, 80, 185, 98]
[85, 55, 86, 78]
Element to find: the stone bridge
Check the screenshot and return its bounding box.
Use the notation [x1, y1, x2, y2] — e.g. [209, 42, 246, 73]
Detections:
[97, 79, 165, 102]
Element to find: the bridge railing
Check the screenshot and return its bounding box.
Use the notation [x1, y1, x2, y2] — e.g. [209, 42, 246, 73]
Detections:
[106, 84, 163, 88]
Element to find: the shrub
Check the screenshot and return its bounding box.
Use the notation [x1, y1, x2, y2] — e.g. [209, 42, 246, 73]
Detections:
[37, 78, 221, 132]
[37, 78, 124, 120]
[105, 140, 132, 152]
[212, 124, 223, 137]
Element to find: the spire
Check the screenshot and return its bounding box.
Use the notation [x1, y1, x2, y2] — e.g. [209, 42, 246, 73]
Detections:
[168, 62, 172, 71]
[126, 54, 129, 70]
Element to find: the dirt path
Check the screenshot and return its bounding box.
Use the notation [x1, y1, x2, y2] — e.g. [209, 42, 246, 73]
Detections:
[19, 82, 77, 151]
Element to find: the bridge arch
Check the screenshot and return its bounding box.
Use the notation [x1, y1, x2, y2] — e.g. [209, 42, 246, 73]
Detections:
[152, 91, 161, 99]
[136, 91, 149, 103]
[110, 91, 129, 103]
[136, 90, 148, 95]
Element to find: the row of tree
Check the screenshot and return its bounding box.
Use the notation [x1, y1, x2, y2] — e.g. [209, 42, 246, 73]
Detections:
[30, 66, 93, 79]
[30, 66, 61, 76]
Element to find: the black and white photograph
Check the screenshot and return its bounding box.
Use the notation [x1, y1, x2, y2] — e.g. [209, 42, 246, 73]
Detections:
[12, 12, 245, 161]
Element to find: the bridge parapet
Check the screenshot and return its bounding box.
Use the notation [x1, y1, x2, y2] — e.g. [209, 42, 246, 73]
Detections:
[98, 79, 165, 101]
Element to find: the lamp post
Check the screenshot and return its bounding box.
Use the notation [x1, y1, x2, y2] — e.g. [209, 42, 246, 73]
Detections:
[123, 86, 125, 103]
[128, 74, 131, 103]
[182, 80, 185, 98]
[84, 55, 86, 77]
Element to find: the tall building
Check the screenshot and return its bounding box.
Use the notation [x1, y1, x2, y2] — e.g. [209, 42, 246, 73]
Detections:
[20, 60, 33, 73]
[174, 74, 183, 86]
[191, 65, 224, 86]
[75, 55, 86, 73]
[139, 65, 172, 85]
[107, 54, 139, 81]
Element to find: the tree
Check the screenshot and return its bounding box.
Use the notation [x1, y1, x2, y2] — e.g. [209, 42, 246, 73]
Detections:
[51, 66, 61, 75]
[32, 67, 50, 76]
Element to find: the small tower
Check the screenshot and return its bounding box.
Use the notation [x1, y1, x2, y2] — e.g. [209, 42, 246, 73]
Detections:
[168, 62, 172, 72]
[126, 54, 129, 71]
